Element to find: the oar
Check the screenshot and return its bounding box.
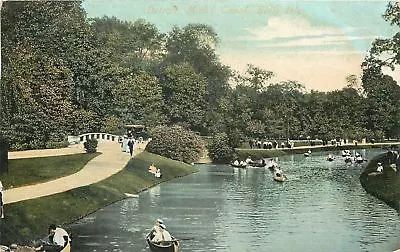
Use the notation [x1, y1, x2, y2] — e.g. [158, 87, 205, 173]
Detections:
[174, 237, 195, 241]
[162, 237, 195, 243]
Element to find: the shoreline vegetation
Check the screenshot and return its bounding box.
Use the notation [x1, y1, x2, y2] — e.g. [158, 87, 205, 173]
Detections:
[1, 151, 198, 246]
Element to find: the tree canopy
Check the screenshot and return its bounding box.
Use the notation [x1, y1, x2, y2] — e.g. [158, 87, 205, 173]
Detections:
[0, 1, 399, 152]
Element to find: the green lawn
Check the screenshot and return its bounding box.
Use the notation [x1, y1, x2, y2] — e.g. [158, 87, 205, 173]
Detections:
[1, 153, 100, 189]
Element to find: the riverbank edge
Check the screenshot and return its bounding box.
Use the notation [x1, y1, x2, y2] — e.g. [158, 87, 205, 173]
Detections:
[359, 150, 400, 212]
[1, 151, 199, 245]
[235, 143, 397, 160]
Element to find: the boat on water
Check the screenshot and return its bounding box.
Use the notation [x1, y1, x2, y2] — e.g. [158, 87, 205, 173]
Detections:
[247, 160, 267, 168]
[342, 150, 350, 157]
[344, 156, 354, 163]
[230, 162, 247, 168]
[146, 236, 179, 252]
[273, 174, 287, 182]
[327, 154, 334, 162]
[355, 156, 365, 164]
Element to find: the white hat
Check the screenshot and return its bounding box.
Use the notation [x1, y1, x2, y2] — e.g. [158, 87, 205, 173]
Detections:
[378, 163, 382, 165]
[160, 224, 166, 229]
[156, 219, 163, 224]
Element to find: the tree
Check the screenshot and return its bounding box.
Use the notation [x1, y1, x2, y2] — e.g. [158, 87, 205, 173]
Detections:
[362, 1, 399, 83]
[112, 71, 165, 127]
[1, 0, 112, 147]
[164, 24, 231, 110]
[162, 63, 208, 132]
[365, 1, 400, 70]
[362, 71, 400, 138]
[361, 1, 400, 138]
[90, 17, 165, 71]
[234, 64, 274, 92]
[207, 132, 235, 164]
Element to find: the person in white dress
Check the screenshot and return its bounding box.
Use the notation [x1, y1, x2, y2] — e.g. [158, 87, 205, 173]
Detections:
[376, 163, 384, 173]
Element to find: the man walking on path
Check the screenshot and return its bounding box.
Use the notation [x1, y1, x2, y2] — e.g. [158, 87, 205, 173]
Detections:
[128, 138, 135, 156]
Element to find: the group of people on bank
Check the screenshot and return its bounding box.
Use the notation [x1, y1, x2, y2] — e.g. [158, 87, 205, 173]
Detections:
[248, 139, 294, 149]
[148, 163, 162, 178]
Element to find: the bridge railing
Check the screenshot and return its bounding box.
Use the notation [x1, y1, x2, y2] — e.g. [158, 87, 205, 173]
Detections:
[68, 133, 121, 144]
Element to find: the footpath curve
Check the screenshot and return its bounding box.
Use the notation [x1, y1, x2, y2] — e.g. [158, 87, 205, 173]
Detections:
[4, 141, 143, 204]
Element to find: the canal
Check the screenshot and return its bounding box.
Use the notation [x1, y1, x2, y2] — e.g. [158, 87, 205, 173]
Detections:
[69, 149, 400, 252]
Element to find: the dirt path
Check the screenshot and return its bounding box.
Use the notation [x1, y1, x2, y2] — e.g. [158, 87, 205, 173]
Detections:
[8, 144, 86, 159]
[4, 141, 146, 204]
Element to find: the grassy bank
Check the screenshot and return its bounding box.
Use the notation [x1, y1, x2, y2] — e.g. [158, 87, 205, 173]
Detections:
[3, 153, 100, 189]
[359, 150, 400, 212]
[1, 151, 198, 245]
[236, 143, 398, 160]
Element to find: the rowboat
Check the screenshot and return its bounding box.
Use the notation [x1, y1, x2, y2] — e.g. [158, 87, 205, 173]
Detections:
[247, 160, 267, 168]
[273, 174, 287, 182]
[230, 163, 247, 168]
[146, 235, 179, 252]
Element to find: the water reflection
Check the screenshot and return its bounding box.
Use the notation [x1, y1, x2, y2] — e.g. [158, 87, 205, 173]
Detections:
[69, 149, 400, 252]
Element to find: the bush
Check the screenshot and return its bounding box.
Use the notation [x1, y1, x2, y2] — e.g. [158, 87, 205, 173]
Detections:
[207, 132, 235, 164]
[45, 141, 70, 149]
[145, 125, 204, 163]
[84, 139, 98, 153]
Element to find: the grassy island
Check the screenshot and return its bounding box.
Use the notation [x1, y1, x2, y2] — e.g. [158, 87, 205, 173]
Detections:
[359, 150, 400, 212]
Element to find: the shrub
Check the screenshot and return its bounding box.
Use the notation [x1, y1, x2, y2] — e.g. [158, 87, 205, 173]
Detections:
[45, 141, 70, 149]
[84, 139, 98, 153]
[145, 125, 204, 163]
[207, 132, 235, 164]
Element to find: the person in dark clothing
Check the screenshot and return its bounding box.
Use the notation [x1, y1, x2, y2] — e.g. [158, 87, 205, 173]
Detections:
[249, 139, 254, 149]
[127, 138, 135, 156]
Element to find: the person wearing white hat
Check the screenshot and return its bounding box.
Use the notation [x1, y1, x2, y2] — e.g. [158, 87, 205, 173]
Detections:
[376, 162, 384, 173]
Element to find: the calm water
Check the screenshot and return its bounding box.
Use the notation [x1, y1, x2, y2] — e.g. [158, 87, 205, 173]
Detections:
[69, 149, 400, 252]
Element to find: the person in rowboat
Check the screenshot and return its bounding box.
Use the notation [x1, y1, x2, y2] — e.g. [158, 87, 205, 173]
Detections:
[274, 166, 283, 177]
[160, 224, 172, 242]
[148, 219, 163, 241]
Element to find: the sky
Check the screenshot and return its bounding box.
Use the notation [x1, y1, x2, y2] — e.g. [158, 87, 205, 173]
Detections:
[82, 0, 399, 92]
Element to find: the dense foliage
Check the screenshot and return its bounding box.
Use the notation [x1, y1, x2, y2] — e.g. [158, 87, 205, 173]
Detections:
[83, 138, 98, 153]
[145, 125, 204, 163]
[207, 132, 236, 164]
[0, 1, 399, 152]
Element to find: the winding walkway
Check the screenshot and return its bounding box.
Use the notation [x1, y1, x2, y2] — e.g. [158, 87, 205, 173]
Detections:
[4, 141, 145, 204]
